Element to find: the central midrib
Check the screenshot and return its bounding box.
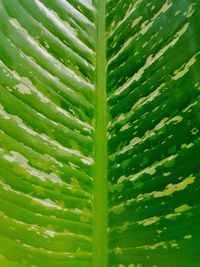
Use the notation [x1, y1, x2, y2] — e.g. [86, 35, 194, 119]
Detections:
[93, 0, 107, 267]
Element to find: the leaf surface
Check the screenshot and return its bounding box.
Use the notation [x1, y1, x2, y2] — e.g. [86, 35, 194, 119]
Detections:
[0, 0, 200, 267]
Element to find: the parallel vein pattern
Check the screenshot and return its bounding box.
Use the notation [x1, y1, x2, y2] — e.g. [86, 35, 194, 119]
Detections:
[0, 0, 97, 266]
[107, 0, 200, 266]
[1, 0, 200, 266]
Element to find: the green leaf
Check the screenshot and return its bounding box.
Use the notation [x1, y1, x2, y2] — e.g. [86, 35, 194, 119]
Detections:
[0, 0, 200, 267]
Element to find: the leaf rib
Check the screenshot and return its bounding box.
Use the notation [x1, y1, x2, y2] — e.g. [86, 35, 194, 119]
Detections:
[93, 1, 108, 267]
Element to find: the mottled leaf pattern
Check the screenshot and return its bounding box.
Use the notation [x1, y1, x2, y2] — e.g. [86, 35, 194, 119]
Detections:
[107, 1, 200, 267]
[0, 0, 200, 267]
[0, 0, 96, 266]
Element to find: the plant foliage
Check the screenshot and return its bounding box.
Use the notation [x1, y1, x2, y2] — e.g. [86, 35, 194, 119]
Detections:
[0, 0, 200, 266]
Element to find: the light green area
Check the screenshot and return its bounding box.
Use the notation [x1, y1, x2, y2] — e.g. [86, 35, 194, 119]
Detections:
[0, 0, 200, 267]
[93, 0, 108, 267]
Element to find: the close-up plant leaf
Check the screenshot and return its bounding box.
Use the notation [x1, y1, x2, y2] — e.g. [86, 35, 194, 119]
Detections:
[0, 0, 200, 266]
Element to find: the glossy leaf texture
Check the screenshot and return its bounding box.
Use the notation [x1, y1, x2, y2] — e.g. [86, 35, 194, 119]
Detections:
[0, 0, 96, 266]
[107, 0, 200, 266]
[0, 0, 200, 267]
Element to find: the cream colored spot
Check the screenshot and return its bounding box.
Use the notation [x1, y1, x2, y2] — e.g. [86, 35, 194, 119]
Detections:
[132, 16, 143, 28]
[4, 151, 29, 164]
[175, 204, 191, 213]
[33, 198, 62, 209]
[153, 175, 195, 198]
[16, 83, 31, 95]
[0, 104, 10, 120]
[0, 181, 12, 191]
[155, 117, 169, 130]
[48, 172, 62, 183]
[9, 18, 21, 29]
[120, 123, 131, 131]
[112, 205, 126, 215]
[146, 241, 167, 250]
[163, 172, 171, 177]
[44, 229, 56, 238]
[81, 157, 94, 165]
[145, 167, 156, 175]
[165, 213, 179, 220]
[170, 115, 183, 123]
[181, 143, 194, 149]
[173, 56, 197, 80]
[119, 137, 142, 154]
[138, 216, 160, 226]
